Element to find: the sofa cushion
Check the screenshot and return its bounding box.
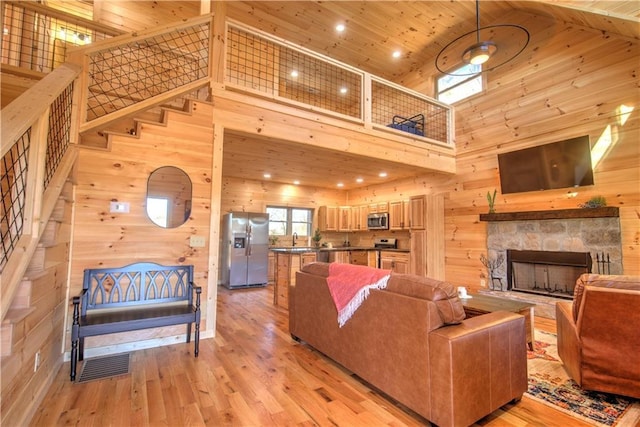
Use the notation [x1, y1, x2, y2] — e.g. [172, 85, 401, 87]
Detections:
[573, 274, 640, 321]
[386, 274, 465, 324]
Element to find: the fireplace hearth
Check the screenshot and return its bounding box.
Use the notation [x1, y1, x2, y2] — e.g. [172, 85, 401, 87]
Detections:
[506, 250, 591, 299]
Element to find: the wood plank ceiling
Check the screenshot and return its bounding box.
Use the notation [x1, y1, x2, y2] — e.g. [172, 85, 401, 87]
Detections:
[220, 1, 638, 190]
[69, 1, 639, 190]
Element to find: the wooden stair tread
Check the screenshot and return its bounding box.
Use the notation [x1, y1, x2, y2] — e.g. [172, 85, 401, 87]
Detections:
[2, 307, 36, 325]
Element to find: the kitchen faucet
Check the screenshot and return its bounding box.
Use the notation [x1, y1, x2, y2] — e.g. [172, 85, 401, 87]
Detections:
[292, 232, 298, 247]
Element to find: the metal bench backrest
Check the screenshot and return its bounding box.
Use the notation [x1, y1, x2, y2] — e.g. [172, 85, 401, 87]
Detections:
[81, 262, 194, 315]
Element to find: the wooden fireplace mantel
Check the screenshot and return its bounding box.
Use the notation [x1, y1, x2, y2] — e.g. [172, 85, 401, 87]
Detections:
[479, 207, 619, 222]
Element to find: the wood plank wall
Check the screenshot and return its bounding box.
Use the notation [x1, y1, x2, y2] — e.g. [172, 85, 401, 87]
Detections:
[351, 11, 640, 290]
[69, 101, 215, 352]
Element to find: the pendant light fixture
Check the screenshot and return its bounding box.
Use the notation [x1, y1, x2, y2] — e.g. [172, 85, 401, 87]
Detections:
[462, 0, 496, 65]
[436, 0, 529, 76]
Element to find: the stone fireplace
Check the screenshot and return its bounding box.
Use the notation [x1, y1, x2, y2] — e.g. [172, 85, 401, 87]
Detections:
[480, 207, 621, 298]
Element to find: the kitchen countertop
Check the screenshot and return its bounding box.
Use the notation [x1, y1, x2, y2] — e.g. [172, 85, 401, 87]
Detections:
[269, 247, 409, 253]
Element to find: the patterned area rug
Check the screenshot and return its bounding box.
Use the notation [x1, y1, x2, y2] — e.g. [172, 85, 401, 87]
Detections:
[527, 331, 640, 426]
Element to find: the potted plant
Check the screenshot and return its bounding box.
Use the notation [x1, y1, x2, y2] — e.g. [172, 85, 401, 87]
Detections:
[579, 195, 607, 208]
[312, 228, 322, 247]
[269, 235, 279, 246]
[487, 189, 497, 214]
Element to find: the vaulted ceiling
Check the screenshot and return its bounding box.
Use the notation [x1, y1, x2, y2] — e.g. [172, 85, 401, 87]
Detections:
[62, 1, 639, 190]
[220, 1, 639, 190]
[224, 1, 639, 85]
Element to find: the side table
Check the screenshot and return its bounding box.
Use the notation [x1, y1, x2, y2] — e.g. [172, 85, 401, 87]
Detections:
[461, 293, 535, 350]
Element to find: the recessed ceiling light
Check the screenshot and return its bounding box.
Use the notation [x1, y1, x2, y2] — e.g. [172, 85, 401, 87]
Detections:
[379, 172, 388, 178]
[392, 50, 401, 58]
[336, 23, 346, 32]
[339, 87, 348, 94]
[293, 180, 300, 185]
[263, 173, 271, 179]
[290, 70, 299, 78]
[337, 182, 344, 188]
[356, 177, 364, 183]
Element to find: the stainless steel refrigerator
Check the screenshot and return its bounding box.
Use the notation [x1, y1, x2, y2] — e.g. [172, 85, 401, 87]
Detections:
[220, 212, 269, 289]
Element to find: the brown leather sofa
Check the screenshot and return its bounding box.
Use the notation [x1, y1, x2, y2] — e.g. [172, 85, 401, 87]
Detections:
[290, 262, 528, 427]
[556, 273, 640, 398]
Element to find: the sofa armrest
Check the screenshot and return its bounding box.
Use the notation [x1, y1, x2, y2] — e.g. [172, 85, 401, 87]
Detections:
[428, 311, 528, 427]
[556, 300, 582, 385]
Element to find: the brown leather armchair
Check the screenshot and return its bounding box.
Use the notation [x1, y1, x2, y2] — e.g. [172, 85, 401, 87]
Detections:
[556, 274, 640, 398]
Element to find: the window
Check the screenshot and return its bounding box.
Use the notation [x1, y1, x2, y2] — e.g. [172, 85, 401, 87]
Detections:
[436, 63, 483, 104]
[266, 206, 312, 236]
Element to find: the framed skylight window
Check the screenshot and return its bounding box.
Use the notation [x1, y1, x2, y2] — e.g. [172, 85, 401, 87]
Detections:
[436, 64, 483, 104]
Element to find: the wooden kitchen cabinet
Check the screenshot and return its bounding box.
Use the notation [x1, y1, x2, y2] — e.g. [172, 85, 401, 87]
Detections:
[301, 252, 317, 266]
[409, 195, 426, 229]
[408, 194, 445, 280]
[389, 200, 409, 230]
[318, 206, 338, 231]
[351, 205, 368, 230]
[379, 251, 410, 274]
[368, 202, 389, 213]
[403, 200, 410, 230]
[329, 250, 350, 264]
[410, 230, 426, 276]
[368, 251, 378, 267]
[349, 250, 369, 266]
[338, 206, 351, 231]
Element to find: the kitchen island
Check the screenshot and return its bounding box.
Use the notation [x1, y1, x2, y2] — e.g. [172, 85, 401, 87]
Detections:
[270, 244, 409, 308]
[270, 248, 318, 308]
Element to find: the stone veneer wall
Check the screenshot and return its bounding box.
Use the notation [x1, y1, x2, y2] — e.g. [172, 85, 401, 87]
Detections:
[486, 217, 622, 290]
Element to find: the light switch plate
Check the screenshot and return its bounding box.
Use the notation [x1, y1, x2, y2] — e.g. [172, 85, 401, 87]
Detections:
[110, 201, 130, 213]
[190, 236, 206, 247]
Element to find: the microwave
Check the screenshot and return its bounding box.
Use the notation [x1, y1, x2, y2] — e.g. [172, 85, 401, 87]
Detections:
[367, 212, 389, 230]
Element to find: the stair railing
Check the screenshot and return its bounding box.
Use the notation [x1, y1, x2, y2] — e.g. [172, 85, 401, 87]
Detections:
[1, 1, 124, 74]
[66, 14, 213, 134]
[0, 63, 81, 321]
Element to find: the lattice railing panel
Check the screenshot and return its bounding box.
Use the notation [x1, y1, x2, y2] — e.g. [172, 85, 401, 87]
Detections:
[45, 82, 74, 189]
[227, 25, 362, 119]
[1, 1, 114, 73]
[86, 22, 210, 121]
[1, 130, 30, 271]
[372, 79, 450, 145]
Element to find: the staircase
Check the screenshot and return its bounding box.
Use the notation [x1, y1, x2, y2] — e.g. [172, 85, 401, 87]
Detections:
[1, 180, 71, 354]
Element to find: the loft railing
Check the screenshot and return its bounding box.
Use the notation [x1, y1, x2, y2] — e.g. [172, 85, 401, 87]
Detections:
[1, 64, 81, 320]
[1, 1, 123, 74]
[62, 14, 452, 145]
[225, 21, 453, 146]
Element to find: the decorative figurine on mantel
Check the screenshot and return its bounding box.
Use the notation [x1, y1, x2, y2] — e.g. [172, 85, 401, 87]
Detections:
[312, 228, 322, 247]
[480, 253, 505, 290]
[487, 189, 497, 214]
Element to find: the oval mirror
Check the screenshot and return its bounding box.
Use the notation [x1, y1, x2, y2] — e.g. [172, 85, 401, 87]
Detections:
[146, 166, 192, 228]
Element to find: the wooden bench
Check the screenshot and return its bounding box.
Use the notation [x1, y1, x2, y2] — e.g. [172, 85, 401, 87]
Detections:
[70, 262, 201, 381]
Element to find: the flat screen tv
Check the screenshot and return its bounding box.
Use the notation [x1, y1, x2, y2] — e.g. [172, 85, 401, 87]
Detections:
[498, 135, 594, 194]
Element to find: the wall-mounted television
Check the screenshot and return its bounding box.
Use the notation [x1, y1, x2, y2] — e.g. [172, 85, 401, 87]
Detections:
[498, 135, 594, 194]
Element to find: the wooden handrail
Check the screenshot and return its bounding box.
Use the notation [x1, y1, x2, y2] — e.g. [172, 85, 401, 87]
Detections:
[66, 14, 213, 56]
[1, 64, 81, 157]
[3, 1, 125, 37]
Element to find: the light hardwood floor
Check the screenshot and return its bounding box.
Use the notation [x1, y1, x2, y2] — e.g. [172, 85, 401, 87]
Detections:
[31, 285, 591, 426]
